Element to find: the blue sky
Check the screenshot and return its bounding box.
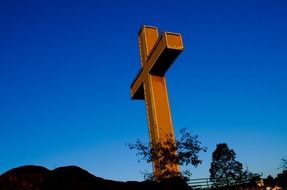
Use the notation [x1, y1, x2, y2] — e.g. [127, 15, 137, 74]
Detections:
[0, 0, 286, 181]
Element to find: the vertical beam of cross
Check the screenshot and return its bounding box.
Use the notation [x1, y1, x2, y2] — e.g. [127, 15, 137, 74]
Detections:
[131, 25, 183, 180]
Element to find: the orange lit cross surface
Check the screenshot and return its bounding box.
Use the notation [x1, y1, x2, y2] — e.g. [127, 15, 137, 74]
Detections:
[130, 25, 183, 180]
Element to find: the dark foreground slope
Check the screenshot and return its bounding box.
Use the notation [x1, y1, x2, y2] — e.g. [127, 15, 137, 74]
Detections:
[0, 165, 191, 190]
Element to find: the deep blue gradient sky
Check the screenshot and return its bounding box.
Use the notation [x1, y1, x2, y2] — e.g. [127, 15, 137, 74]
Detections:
[0, 0, 286, 181]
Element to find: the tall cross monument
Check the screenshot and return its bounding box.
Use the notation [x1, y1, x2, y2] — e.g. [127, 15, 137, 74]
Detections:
[130, 25, 184, 179]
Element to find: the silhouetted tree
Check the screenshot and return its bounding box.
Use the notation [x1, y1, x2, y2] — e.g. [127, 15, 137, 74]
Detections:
[275, 159, 287, 188]
[209, 143, 244, 187]
[280, 158, 287, 171]
[264, 175, 275, 188]
[241, 171, 261, 187]
[276, 169, 287, 188]
[128, 128, 207, 181]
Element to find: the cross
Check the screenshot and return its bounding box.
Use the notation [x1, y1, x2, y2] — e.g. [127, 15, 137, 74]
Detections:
[130, 25, 183, 180]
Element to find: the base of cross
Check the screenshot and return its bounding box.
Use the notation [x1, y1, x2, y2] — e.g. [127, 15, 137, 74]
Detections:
[152, 139, 181, 181]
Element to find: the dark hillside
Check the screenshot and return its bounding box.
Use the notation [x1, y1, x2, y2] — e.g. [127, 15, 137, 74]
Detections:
[0, 165, 191, 190]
